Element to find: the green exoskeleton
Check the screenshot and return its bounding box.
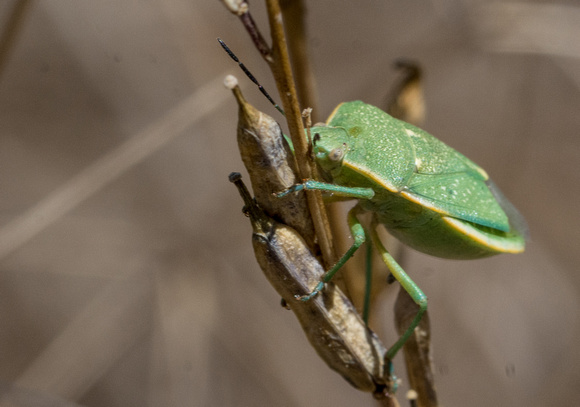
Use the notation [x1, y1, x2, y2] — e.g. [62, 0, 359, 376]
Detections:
[279, 100, 527, 361]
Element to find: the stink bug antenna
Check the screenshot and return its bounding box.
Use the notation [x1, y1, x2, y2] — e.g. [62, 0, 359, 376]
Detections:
[218, 38, 285, 116]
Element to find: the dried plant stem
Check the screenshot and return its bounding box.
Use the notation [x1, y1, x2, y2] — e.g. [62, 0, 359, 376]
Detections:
[395, 289, 438, 407]
[238, 11, 272, 61]
[279, 0, 357, 303]
[279, 0, 319, 122]
[222, 0, 335, 266]
[276, 0, 361, 303]
[238, 0, 335, 269]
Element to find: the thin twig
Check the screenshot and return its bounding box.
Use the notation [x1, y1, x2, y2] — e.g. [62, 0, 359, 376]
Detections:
[220, 0, 336, 267]
[278, 0, 356, 300]
[239, 11, 272, 61]
[279, 0, 319, 122]
[395, 289, 438, 407]
[234, 0, 336, 269]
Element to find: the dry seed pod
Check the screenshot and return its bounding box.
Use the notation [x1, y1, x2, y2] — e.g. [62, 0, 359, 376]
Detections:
[226, 77, 316, 250]
[229, 173, 392, 394]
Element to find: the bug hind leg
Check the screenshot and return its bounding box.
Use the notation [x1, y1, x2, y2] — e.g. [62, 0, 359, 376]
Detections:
[369, 215, 428, 361]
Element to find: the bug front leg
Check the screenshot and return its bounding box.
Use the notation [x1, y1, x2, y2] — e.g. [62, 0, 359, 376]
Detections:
[296, 205, 367, 301]
[368, 217, 428, 361]
[276, 180, 375, 200]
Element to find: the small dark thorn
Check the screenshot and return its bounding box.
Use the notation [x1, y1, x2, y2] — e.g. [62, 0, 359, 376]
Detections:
[228, 172, 242, 183]
[372, 384, 387, 400]
[280, 298, 291, 310]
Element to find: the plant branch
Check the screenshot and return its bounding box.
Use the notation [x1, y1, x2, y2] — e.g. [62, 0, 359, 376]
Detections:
[279, 0, 319, 121]
[395, 289, 438, 407]
[221, 0, 335, 268]
[264, 0, 337, 268]
[278, 0, 358, 304]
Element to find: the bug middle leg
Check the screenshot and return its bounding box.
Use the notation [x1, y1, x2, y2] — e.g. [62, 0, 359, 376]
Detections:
[277, 180, 375, 200]
[296, 204, 367, 301]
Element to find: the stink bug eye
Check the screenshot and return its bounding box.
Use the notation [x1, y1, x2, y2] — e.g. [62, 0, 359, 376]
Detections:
[328, 145, 346, 162]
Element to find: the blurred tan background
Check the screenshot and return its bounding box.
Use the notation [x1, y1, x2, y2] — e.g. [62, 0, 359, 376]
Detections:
[0, 1, 579, 406]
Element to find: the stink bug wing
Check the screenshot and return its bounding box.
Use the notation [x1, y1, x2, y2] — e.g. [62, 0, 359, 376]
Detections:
[321, 101, 513, 233]
[486, 179, 529, 239]
[403, 172, 510, 231]
[399, 121, 511, 232]
[399, 120, 486, 177]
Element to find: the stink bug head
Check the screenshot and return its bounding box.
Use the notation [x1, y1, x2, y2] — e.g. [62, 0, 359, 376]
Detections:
[310, 126, 350, 179]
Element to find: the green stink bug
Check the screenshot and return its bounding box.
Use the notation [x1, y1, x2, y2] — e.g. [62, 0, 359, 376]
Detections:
[279, 100, 527, 360]
[219, 37, 526, 371]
